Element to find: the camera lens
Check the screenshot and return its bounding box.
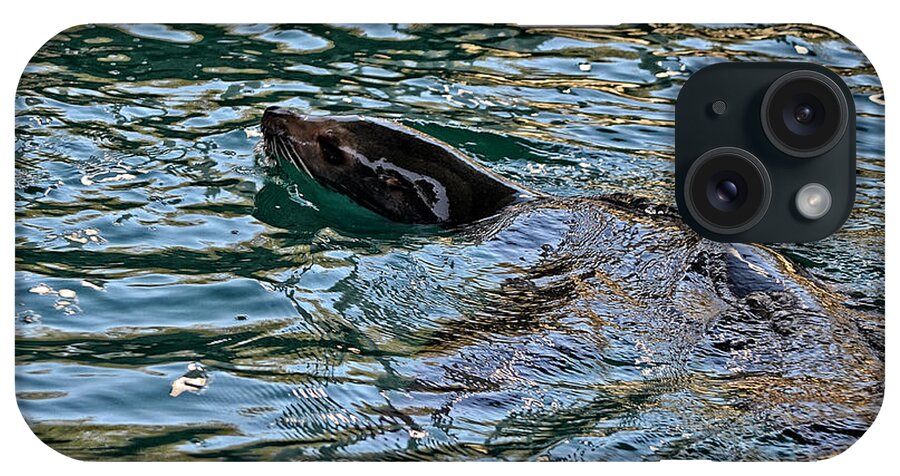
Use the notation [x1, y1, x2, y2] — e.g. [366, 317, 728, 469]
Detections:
[794, 104, 815, 124]
[715, 180, 739, 203]
[683, 147, 771, 235]
[707, 174, 747, 212]
[761, 70, 849, 158]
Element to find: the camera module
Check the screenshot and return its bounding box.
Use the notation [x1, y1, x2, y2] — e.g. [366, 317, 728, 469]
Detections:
[676, 63, 856, 242]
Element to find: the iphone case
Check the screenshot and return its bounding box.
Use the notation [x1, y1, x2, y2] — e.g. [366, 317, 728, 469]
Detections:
[14, 24, 884, 461]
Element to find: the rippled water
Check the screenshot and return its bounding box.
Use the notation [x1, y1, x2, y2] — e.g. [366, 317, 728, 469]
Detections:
[15, 24, 884, 461]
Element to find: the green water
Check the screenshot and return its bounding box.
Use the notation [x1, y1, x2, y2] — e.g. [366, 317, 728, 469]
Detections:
[15, 24, 884, 461]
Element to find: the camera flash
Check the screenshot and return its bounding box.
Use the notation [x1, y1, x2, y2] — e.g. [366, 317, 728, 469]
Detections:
[795, 183, 832, 220]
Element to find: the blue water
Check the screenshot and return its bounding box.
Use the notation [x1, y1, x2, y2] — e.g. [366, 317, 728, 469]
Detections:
[15, 24, 884, 460]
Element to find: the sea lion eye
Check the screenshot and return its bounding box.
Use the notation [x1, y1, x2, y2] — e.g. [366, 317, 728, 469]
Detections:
[317, 136, 345, 165]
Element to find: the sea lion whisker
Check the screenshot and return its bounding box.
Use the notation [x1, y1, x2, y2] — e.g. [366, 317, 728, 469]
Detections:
[274, 139, 290, 165]
[277, 136, 315, 180]
[264, 136, 277, 158]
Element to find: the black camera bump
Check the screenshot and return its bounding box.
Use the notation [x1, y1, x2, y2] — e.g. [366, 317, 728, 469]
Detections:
[675, 62, 856, 243]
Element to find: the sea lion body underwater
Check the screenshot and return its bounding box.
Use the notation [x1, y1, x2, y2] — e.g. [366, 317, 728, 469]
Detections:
[261, 106, 534, 226]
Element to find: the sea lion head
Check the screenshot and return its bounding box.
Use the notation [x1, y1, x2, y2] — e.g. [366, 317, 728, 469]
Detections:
[261, 106, 527, 225]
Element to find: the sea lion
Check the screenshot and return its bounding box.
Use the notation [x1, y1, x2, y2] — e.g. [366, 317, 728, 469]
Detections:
[261, 106, 535, 225]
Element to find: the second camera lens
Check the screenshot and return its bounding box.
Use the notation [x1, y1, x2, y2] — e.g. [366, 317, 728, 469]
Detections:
[761, 70, 849, 158]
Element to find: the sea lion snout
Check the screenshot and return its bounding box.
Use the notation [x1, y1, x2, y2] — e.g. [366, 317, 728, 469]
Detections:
[264, 105, 292, 116]
[261, 107, 336, 142]
[261, 106, 305, 137]
[263, 105, 303, 119]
